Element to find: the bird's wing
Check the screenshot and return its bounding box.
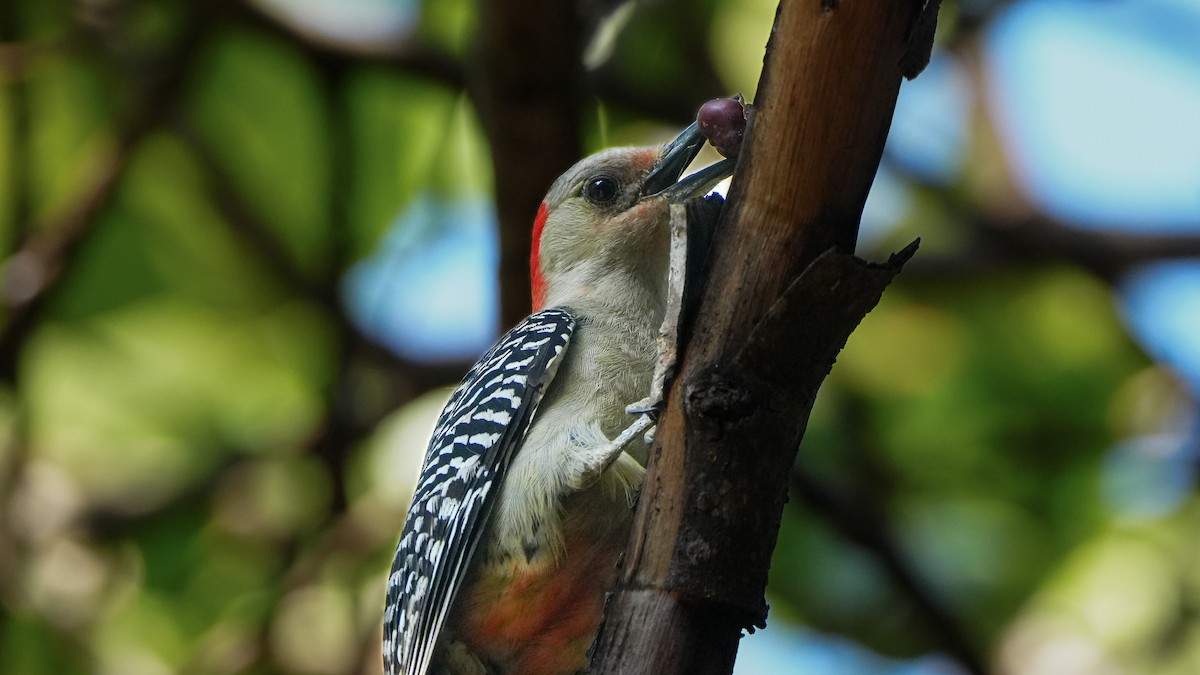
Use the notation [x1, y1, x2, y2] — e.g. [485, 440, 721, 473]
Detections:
[382, 308, 575, 675]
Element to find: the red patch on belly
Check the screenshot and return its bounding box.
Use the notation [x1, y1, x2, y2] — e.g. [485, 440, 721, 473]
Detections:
[460, 524, 625, 674]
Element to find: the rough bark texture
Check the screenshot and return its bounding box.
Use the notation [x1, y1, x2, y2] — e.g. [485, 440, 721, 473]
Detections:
[591, 1, 939, 673]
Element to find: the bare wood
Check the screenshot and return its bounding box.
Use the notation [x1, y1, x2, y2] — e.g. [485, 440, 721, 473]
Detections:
[592, 1, 939, 672]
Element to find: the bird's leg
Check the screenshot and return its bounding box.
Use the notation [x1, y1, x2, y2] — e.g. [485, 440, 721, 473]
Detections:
[608, 414, 655, 453]
[626, 203, 690, 420]
[568, 415, 655, 490]
[626, 195, 723, 439]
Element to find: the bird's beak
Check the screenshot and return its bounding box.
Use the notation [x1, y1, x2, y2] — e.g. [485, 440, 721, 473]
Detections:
[640, 121, 735, 202]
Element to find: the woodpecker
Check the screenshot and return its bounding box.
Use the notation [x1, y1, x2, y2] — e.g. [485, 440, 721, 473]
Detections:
[382, 121, 733, 675]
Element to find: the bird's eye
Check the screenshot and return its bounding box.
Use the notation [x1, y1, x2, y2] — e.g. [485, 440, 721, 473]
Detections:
[582, 176, 620, 205]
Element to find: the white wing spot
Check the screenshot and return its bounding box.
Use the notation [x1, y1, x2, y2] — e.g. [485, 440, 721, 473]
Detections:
[472, 408, 513, 425]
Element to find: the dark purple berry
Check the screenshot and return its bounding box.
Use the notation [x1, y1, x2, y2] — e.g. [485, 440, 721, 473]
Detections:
[697, 98, 747, 158]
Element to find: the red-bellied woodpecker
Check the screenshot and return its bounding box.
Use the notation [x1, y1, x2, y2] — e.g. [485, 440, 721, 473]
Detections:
[382, 121, 734, 675]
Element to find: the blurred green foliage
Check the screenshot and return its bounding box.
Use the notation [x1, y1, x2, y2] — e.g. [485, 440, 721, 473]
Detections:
[1, 1, 1196, 674]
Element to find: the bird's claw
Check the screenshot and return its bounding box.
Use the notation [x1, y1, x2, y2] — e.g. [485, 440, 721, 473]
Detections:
[624, 396, 662, 419]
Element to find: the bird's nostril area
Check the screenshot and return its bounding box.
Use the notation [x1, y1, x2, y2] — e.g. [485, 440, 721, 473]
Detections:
[637, 148, 662, 175]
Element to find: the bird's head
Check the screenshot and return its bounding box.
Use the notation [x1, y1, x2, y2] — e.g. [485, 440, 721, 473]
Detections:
[531, 122, 733, 314]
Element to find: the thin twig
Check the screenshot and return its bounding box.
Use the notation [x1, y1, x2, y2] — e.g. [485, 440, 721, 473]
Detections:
[0, 12, 210, 384]
[234, 0, 464, 89]
[882, 153, 1200, 283]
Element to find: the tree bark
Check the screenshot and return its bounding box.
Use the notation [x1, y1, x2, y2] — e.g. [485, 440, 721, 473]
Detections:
[591, 1, 940, 673]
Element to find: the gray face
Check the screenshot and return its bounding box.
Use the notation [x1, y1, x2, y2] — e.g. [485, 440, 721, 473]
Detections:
[543, 146, 662, 215]
[535, 147, 673, 310]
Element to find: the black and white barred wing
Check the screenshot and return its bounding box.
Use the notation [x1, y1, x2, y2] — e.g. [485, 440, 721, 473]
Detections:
[382, 308, 575, 675]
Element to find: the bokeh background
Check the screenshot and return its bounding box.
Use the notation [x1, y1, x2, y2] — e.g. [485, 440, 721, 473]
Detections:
[2, 0, 1200, 673]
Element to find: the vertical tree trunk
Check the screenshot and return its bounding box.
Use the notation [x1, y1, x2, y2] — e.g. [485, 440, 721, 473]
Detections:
[591, 1, 940, 673]
[475, 0, 583, 328]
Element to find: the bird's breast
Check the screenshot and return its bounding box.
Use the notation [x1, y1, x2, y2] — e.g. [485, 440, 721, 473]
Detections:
[457, 498, 631, 674]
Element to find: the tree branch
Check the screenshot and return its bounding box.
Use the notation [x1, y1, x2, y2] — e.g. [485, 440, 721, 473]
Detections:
[234, 0, 465, 88]
[884, 154, 1200, 285]
[789, 468, 986, 674]
[592, 2, 939, 673]
[0, 10, 210, 385]
[473, 0, 584, 328]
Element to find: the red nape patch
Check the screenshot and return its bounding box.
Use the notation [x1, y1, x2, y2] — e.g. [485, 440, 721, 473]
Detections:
[530, 202, 549, 311]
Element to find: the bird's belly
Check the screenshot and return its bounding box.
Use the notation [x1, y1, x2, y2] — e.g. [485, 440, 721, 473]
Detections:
[457, 497, 631, 674]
